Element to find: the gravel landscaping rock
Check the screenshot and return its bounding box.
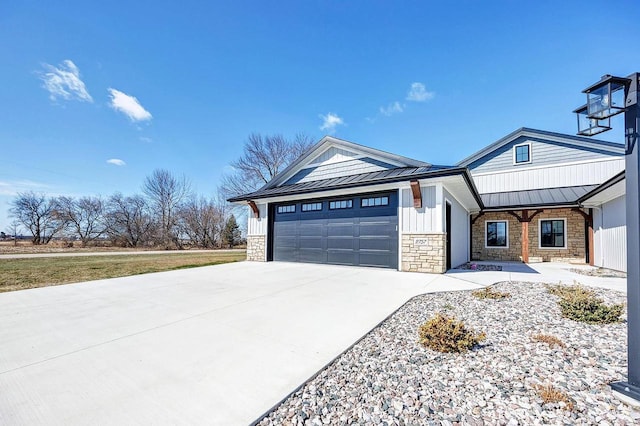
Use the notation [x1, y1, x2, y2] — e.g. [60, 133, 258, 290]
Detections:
[570, 267, 627, 279]
[257, 282, 639, 425]
[454, 263, 502, 272]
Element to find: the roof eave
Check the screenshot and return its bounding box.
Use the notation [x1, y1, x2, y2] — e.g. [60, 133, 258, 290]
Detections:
[227, 167, 481, 205]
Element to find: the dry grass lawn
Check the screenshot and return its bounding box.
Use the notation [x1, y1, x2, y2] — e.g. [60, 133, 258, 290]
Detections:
[0, 251, 246, 293]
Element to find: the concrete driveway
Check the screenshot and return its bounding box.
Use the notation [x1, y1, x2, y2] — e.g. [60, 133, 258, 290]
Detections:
[0, 261, 480, 425]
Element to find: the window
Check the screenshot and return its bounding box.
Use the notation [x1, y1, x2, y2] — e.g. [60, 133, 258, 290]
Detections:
[485, 221, 508, 248]
[277, 204, 295, 214]
[514, 143, 531, 164]
[540, 219, 566, 248]
[361, 196, 389, 207]
[329, 199, 352, 210]
[301, 202, 322, 212]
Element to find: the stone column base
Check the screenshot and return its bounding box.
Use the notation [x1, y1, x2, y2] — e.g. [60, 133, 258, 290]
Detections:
[246, 235, 266, 261]
[401, 233, 446, 273]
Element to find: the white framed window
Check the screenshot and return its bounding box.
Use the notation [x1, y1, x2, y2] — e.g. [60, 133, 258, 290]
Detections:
[513, 142, 531, 164]
[539, 218, 567, 249]
[485, 220, 508, 248]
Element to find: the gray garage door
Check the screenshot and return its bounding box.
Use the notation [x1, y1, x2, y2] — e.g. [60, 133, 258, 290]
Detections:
[272, 192, 398, 269]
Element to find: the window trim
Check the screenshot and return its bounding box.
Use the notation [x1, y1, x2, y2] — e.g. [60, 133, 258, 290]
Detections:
[301, 202, 322, 212]
[277, 204, 296, 214]
[513, 142, 532, 165]
[328, 199, 353, 210]
[538, 218, 567, 249]
[361, 195, 389, 208]
[485, 220, 509, 249]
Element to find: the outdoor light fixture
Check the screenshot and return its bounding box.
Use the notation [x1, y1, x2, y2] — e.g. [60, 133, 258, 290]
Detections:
[574, 104, 611, 136]
[574, 72, 640, 406]
[583, 74, 630, 119]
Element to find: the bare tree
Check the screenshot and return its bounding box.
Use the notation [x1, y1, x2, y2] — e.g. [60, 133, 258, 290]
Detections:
[142, 169, 191, 248]
[105, 193, 156, 247]
[55, 196, 106, 247]
[177, 196, 225, 248]
[220, 133, 314, 198]
[7, 220, 21, 246]
[9, 191, 64, 244]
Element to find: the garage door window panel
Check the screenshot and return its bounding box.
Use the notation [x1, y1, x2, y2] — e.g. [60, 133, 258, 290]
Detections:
[329, 200, 353, 210]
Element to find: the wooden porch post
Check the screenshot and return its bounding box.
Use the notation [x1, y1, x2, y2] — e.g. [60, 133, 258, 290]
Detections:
[521, 210, 529, 263]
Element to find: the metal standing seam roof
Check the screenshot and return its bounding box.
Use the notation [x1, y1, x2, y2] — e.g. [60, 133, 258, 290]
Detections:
[480, 185, 599, 209]
[227, 164, 475, 202]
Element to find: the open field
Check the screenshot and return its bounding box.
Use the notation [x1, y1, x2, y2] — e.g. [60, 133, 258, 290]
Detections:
[0, 251, 246, 293]
[0, 240, 246, 255]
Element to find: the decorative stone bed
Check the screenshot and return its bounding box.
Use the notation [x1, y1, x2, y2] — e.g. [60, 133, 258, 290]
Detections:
[257, 282, 639, 425]
[570, 268, 627, 279]
[454, 262, 503, 272]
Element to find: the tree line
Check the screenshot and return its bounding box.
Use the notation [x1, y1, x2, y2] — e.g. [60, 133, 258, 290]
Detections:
[8, 133, 314, 249]
[10, 169, 241, 249]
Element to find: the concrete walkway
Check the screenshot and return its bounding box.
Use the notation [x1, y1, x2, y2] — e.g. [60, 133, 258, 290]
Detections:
[0, 262, 480, 426]
[445, 261, 628, 293]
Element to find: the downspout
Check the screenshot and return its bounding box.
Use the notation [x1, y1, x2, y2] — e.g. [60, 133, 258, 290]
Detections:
[590, 205, 604, 267]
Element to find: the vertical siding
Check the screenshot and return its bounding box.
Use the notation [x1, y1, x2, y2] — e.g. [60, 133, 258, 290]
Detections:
[469, 136, 623, 174]
[471, 158, 624, 193]
[247, 203, 268, 236]
[594, 195, 626, 272]
[444, 189, 469, 268]
[400, 186, 437, 233]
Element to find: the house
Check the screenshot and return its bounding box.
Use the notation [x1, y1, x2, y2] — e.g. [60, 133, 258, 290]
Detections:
[228, 128, 627, 272]
[457, 128, 624, 266]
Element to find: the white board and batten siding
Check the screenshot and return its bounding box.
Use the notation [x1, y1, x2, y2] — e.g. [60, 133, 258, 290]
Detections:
[247, 203, 268, 236]
[444, 189, 469, 268]
[400, 185, 438, 233]
[471, 158, 624, 194]
[593, 195, 626, 272]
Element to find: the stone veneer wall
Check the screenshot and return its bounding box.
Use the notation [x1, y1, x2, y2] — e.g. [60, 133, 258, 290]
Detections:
[246, 235, 266, 262]
[401, 233, 446, 273]
[471, 208, 586, 262]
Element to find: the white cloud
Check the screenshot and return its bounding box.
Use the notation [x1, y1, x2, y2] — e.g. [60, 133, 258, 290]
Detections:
[319, 112, 345, 133]
[108, 88, 152, 122]
[139, 136, 152, 143]
[406, 82, 434, 102]
[106, 158, 126, 166]
[0, 180, 50, 196]
[379, 101, 404, 116]
[38, 60, 93, 102]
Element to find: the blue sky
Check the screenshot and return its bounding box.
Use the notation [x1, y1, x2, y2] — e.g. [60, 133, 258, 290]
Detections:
[1, 0, 639, 230]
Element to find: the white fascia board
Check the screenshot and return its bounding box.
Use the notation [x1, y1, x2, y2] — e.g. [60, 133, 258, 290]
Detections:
[248, 182, 408, 205]
[418, 174, 481, 212]
[581, 180, 626, 206]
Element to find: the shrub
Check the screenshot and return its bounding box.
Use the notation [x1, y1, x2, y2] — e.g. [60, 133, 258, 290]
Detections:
[546, 283, 623, 324]
[531, 333, 566, 348]
[533, 384, 574, 411]
[472, 287, 511, 300]
[418, 313, 485, 353]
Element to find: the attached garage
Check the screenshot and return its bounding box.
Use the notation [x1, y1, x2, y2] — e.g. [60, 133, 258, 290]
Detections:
[269, 192, 398, 269]
[229, 136, 482, 273]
